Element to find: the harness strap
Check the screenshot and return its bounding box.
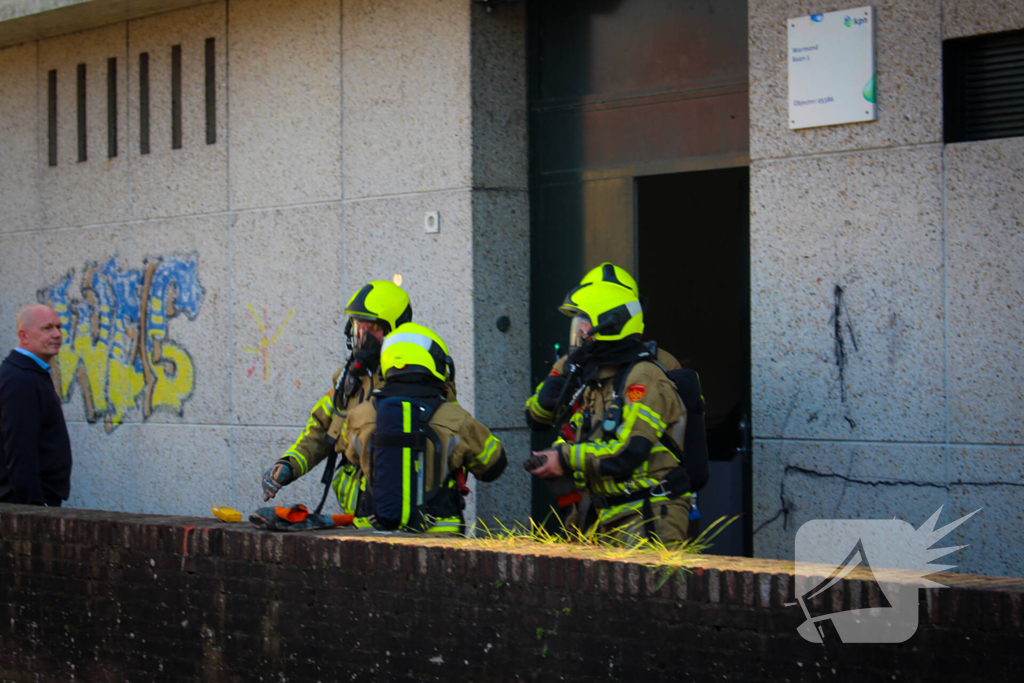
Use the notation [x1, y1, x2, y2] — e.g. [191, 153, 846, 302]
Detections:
[640, 496, 656, 541]
[374, 431, 428, 449]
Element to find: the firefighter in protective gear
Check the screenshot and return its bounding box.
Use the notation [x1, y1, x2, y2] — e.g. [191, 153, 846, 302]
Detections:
[261, 280, 454, 515]
[526, 279, 690, 546]
[341, 323, 507, 535]
[525, 262, 680, 430]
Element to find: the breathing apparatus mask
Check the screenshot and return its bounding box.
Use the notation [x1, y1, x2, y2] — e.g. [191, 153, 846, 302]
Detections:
[337, 318, 387, 402]
[568, 315, 596, 356]
[344, 317, 385, 356]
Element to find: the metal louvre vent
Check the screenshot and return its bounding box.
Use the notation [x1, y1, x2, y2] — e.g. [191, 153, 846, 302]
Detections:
[944, 28, 1024, 142]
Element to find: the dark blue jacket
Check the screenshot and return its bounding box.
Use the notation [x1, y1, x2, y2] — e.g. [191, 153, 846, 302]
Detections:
[0, 351, 72, 505]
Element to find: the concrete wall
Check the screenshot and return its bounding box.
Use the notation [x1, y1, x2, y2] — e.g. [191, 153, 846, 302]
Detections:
[0, 0, 530, 528]
[749, 0, 1024, 577]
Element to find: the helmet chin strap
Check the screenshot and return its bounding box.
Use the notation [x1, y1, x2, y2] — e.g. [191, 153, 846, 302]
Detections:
[343, 319, 354, 352]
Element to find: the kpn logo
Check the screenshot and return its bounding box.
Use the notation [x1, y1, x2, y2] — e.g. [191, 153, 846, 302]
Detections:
[844, 15, 868, 27]
[792, 507, 979, 644]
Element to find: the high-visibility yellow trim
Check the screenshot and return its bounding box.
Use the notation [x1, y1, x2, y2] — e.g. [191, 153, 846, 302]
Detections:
[354, 516, 373, 529]
[632, 403, 666, 432]
[281, 392, 335, 475]
[401, 401, 412, 528]
[596, 494, 671, 525]
[425, 517, 461, 534]
[282, 389, 333, 475]
[286, 451, 309, 476]
[563, 399, 673, 495]
[332, 464, 361, 515]
[525, 393, 553, 420]
[474, 434, 501, 468]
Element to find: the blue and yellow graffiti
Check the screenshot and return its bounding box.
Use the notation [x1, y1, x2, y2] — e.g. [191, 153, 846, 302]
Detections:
[38, 256, 204, 432]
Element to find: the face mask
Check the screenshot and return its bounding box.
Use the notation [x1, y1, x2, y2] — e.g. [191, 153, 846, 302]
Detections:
[354, 333, 381, 359]
[568, 315, 594, 355]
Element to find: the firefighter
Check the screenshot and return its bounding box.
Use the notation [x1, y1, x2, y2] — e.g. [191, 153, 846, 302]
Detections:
[525, 262, 681, 431]
[261, 280, 425, 516]
[526, 279, 691, 546]
[341, 322, 507, 534]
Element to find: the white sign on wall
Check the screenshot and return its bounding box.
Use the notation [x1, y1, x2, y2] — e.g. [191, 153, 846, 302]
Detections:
[788, 6, 876, 129]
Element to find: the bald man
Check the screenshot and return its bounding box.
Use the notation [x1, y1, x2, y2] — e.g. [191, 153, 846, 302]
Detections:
[0, 304, 72, 506]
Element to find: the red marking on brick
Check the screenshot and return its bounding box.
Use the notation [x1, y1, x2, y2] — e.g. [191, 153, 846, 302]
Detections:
[182, 526, 195, 555]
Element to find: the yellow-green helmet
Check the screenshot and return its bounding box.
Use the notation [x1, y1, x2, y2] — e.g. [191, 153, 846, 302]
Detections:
[559, 280, 644, 342]
[380, 322, 453, 382]
[344, 280, 412, 334]
[579, 262, 638, 295]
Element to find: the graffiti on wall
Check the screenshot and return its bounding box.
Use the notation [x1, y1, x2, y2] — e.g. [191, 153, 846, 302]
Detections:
[37, 256, 204, 432]
[242, 304, 295, 384]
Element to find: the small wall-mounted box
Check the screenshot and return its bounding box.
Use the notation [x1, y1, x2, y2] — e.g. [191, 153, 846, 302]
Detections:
[424, 211, 440, 234]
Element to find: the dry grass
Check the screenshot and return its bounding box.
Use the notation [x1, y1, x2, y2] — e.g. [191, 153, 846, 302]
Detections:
[461, 511, 740, 587]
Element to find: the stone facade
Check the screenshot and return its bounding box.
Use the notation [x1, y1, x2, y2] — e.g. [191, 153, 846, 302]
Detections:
[749, 0, 1024, 577]
[1, 0, 1021, 578]
[0, 0, 530, 528]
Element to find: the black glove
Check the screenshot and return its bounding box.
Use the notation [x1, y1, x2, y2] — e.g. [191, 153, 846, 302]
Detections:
[536, 374, 568, 412]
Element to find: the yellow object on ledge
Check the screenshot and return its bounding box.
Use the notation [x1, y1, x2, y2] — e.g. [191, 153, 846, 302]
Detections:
[211, 506, 243, 523]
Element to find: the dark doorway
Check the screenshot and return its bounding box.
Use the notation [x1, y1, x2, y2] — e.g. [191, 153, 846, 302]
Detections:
[636, 167, 751, 556]
[526, 0, 750, 544]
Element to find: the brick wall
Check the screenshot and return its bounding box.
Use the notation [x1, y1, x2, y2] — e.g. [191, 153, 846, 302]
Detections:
[0, 505, 1021, 682]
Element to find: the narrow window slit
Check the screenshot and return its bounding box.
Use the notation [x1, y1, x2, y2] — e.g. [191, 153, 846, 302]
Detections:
[139, 52, 150, 154]
[205, 38, 216, 145]
[107, 57, 117, 158]
[171, 44, 182, 149]
[47, 70, 57, 166]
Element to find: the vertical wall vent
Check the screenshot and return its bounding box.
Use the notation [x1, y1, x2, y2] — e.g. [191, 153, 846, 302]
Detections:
[107, 57, 117, 159]
[77, 63, 87, 162]
[205, 38, 216, 145]
[944, 28, 1024, 142]
[47, 70, 57, 166]
[139, 52, 150, 154]
[171, 44, 182, 149]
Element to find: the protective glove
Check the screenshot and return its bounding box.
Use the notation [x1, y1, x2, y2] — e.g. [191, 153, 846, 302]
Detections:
[249, 504, 354, 532]
[262, 460, 294, 501]
[536, 374, 568, 412]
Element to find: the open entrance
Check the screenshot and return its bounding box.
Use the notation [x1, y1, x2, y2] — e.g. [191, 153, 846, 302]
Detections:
[636, 167, 751, 556]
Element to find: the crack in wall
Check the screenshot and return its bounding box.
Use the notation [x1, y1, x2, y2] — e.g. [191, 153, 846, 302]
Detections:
[753, 464, 1024, 536]
[828, 284, 858, 404]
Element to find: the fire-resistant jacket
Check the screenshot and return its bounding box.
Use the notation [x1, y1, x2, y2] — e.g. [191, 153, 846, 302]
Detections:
[525, 347, 681, 427]
[280, 366, 379, 478]
[281, 366, 458, 479]
[553, 360, 684, 526]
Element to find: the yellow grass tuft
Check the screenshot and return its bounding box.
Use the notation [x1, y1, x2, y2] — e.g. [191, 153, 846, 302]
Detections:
[456, 510, 740, 587]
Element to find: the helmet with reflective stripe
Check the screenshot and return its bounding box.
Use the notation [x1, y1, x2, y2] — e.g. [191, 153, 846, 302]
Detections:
[559, 280, 644, 341]
[344, 281, 412, 334]
[579, 262, 638, 296]
[380, 322, 452, 382]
